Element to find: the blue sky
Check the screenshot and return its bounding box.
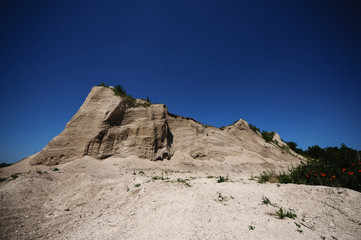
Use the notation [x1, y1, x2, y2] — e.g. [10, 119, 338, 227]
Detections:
[0, 0, 360, 163]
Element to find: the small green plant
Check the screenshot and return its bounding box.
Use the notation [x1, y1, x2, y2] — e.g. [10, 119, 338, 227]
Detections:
[152, 176, 162, 180]
[217, 176, 229, 183]
[126, 186, 130, 192]
[207, 175, 215, 178]
[184, 182, 191, 187]
[139, 171, 144, 175]
[0, 177, 7, 182]
[11, 173, 20, 180]
[261, 196, 278, 207]
[138, 102, 151, 108]
[262, 196, 271, 205]
[294, 221, 303, 233]
[112, 84, 135, 101]
[276, 207, 297, 219]
[133, 170, 136, 175]
[320, 236, 326, 240]
[248, 224, 255, 230]
[177, 178, 188, 183]
[257, 171, 272, 183]
[52, 168, 59, 171]
[98, 83, 109, 87]
[134, 183, 141, 187]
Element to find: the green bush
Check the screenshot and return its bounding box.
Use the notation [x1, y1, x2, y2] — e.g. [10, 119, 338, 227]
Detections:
[257, 171, 272, 183]
[98, 83, 109, 87]
[261, 131, 274, 143]
[98, 83, 136, 101]
[217, 176, 229, 183]
[259, 144, 361, 192]
[0, 163, 12, 168]
[11, 173, 20, 180]
[249, 124, 260, 133]
[276, 207, 297, 219]
[112, 84, 135, 101]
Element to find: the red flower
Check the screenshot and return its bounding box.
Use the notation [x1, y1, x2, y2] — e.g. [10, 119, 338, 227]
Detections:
[309, 172, 312, 174]
[332, 175, 336, 178]
[352, 163, 355, 166]
[342, 168, 346, 172]
[321, 173, 326, 177]
[348, 172, 354, 175]
[330, 178, 333, 181]
[306, 175, 309, 178]
[314, 173, 317, 176]
[359, 170, 361, 173]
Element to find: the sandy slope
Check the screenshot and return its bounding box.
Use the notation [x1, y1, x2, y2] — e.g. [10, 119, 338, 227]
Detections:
[1, 156, 360, 240]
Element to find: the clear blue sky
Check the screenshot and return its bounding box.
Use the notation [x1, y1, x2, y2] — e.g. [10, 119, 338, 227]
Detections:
[1, 0, 360, 163]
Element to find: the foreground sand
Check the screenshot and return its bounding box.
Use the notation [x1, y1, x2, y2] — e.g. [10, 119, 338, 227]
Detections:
[1, 156, 360, 240]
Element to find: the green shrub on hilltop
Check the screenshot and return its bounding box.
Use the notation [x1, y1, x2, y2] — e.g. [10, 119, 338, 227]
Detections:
[98, 83, 109, 87]
[261, 131, 275, 143]
[98, 83, 136, 101]
[249, 124, 260, 133]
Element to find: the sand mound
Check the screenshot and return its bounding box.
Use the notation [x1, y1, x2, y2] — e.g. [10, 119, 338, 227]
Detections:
[1, 157, 360, 240]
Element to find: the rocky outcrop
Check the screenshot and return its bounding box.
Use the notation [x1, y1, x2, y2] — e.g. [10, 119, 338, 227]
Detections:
[31, 87, 172, 165]
[32, 86, 302, 167]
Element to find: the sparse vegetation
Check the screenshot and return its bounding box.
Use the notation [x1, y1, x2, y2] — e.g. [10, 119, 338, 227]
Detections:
[257, 171, 278, 183]
[206, 175, 215, 178]
[11, 173, 20, 180]
[0, 163, 12, 168]
[152, 176, 163, 180]
[134, 183, 141, 187]
[98, 83, 109, 87]
[276, 207, 297, 219]
[294, 221, 303, 233]
[257, 144, 361, 192]
[249, 124, 260, 133]
[0, 177, 7, 182]
[217, 176, 229, 183]
[261, 196, 278, 207]
[261, 195, 271, 205]
[112, 84, 136, 101]
[52, 168, 59, 171]
[98, 83, 136, 101]
[248, 224, 255, 230]
[138, 102, 151, 108]
[177, 178, 188, 183]
[261, 131, 275, 143]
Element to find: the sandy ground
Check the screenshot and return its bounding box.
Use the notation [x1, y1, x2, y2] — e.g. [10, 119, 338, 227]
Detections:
[1, 155, 361, 240]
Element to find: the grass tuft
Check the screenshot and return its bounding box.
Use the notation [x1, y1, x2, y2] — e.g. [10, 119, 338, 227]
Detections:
[217, 176, 229, 183]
